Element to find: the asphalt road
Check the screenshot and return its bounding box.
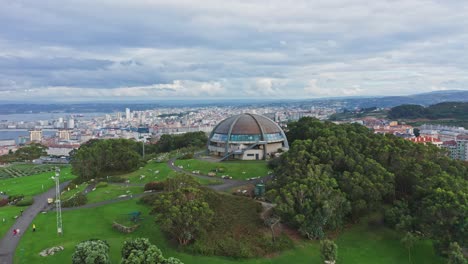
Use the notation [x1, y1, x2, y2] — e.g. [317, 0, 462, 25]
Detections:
[0, 181, 70, 264]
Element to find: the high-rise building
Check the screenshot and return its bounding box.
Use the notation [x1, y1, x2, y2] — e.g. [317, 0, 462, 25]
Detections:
[68, 118, 75, 129]
[58, 130, 71, 141]
[126, 108, 131, 120]
[29, 130, 43, 142]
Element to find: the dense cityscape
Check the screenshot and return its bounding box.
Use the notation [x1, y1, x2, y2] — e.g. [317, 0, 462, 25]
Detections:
[1, 102, 467, 162]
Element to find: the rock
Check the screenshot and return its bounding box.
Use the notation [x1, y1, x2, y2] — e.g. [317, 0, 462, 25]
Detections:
[39, 246, 64, 257]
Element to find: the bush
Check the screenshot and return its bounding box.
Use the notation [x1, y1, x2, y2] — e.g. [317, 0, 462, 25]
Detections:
[320, 239, 338, 263]
[8, 194, 24, 204]
[16, 196, 34, 206]
[144, 181, 164, 191]
[96, 182, 108, 188]
[0, 199, 8, 207]
[72, 239, 110, 264]
[63, 193, 87, 208]
[139, 193, 159, 205]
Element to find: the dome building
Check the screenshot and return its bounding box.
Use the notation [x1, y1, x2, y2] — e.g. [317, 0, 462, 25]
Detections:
[208, 113, 289, 160]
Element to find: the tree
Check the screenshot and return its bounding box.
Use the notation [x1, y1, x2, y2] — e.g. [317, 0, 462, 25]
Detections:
[320, 239, 338, 264]
[72, 239, 110, 264]
[272, 164, 350, 239]
[71, 139, 141, 181]
[448, 242, 467, 264]
[121, 237, 182, 264]
[152, 187, 213, 245]
[0, 143, 47, 163]
[401, 232, 418, 264]
[413, 128, 420, 137]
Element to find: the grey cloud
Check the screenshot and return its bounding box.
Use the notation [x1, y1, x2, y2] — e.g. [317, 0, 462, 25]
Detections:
[0, 0, 467, 100]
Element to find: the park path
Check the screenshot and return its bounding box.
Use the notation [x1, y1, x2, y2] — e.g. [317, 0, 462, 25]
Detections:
[166, 158, 273, 192]
[0, 181, 70, 264]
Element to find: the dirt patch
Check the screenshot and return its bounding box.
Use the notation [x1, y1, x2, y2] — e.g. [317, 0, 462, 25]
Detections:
[279, 223, 303, 242]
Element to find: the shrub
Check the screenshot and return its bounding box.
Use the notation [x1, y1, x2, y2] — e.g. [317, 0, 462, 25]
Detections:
[63, 193, 87, 208]
[0, 199, 8, 207]
[139, 193, 159, 205]
[72, 239, 110, 264]
[16, 196, 34, 206]
[144, 181, 164, 191]
[95, 182, 108, 188]
[320, 239, 338, 263]
[8, 194, 24, 204]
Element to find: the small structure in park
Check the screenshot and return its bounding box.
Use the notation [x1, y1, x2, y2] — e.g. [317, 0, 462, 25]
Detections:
[208, 113, 289, 160]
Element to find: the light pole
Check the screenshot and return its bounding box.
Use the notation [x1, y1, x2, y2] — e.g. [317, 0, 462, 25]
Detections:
[54, 167, 63, 235]
[139, 135, 146, 158]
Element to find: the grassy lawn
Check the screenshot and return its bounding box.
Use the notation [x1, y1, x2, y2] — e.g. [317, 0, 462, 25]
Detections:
[14, 198, 445, 264]
[175, 159, 270, 180]
[85, 184, 144, 204]
[118, 161, 177, 184]
[0, 205, 25, 238]
[0, 166, 76, 196]
[0, 167, 75, 195]
[117, 161, 222, 186]
[335, 223, 445, 264]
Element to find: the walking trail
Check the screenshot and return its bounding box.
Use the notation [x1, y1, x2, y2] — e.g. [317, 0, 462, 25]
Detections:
[0, 181, 70, 264]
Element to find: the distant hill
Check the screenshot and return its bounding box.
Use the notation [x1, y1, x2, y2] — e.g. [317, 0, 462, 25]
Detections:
[327, 90, 468, 109]
[388, 102, 468, 120]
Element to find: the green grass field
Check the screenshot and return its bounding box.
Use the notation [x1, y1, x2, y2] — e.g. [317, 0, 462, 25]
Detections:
[118, 161, 222, 186]
[0, 166, 76, 196]
[85, 184, 144, 204]
[117, 161, 177, 184]
[14, 198, 445, 264]
[0, 205, 24, 238]
[174, 159, 269, 180]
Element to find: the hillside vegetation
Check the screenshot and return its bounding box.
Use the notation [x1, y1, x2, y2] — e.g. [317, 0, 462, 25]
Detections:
[388, 102, 468, 120]
[269, 117, 467, 254]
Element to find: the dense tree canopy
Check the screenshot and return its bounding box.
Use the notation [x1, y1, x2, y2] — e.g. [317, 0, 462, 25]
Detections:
[70, 139, 142, 181]
[0, 143, 47, 163]
[148, 132, 208, 154]
[271, 117, 467, 253]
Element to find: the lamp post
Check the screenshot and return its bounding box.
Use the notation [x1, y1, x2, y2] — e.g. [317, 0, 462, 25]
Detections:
[54, 167, 63, 235]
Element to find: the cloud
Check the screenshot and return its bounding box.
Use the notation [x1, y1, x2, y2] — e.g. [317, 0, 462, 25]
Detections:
[0, 0, 467, 100]
[0, 80, 227, 100]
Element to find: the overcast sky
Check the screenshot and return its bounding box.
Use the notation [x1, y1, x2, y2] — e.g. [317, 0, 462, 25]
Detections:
[1, 0, 467, 101]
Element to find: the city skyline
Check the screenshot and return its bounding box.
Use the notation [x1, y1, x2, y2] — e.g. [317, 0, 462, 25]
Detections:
[1, 1, 468, 101]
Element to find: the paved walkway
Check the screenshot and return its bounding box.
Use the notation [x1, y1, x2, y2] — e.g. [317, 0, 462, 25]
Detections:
[0, 181, 70, 264]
